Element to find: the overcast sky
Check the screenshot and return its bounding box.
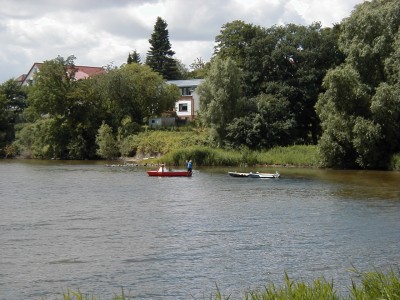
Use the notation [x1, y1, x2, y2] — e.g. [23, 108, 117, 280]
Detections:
[0, 0, 367, 83]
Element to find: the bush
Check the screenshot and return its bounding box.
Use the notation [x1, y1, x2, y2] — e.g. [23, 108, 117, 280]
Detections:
[120, 129, 210, 158]
[95, 123, 119, 159]
[389, 153, 400, 171]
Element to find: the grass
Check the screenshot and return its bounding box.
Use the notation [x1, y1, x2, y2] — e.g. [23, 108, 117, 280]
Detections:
[159, 145, 320, 167]
[256, 145, 319, 167]
[245, 273, 339, 300]
[121, 129, 400, 170]
[120, 130, 320, 167]
[44, 269, 400, 299]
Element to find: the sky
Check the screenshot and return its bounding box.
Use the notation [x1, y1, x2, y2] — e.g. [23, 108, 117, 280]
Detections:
[0, 0, 367, 83]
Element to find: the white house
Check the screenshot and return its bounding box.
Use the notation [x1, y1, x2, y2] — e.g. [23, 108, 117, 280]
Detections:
[167, 79, 204, 122]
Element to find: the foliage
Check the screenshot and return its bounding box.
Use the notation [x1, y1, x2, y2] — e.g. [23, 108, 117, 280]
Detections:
[95, 122, 119, 159]
[3, 3, 400, 169]
[14, 118, 66, 158]
[160, 144, 319, 167]
[120, 129, 210, 158]
[15, 56, 106, 159]
[315, 65, 370, 168]
[349, 268, 400, 300]
[188, 58, 211, 79]
[214, 20, 263, 68]
[389, 153, 400, 171]
[162, 146, 243, 166]
[100, 63, 179, 126]
[316, 0, 400, 169]
[198, 57, 243, 146]
[0, 79, 27, 156]
[370, 83, 400, 155]
[226, 93, 296, 149]
[28, 55, 77, 117]
[257, 145, 319, 166]
[247, 273, 339, 300]
[214, 21, 344, 147]
[339, 0, 400, 87]
[11, 55, 180, 159]
[127, 50, 141, 64]
[146, 17, 179, 80]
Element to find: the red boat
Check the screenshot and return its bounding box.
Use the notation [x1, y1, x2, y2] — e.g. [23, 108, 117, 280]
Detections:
[147, 166, 192, 177]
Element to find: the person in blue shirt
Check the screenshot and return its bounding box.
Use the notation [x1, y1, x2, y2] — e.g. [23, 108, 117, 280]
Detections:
[187, 160, 192, 172]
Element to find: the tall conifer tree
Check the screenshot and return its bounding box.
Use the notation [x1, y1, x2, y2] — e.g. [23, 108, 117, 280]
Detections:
[146, 17, 179, 80]
[127, 50, 141, 64]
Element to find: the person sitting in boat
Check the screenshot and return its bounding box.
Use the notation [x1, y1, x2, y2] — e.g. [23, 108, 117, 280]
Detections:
[158, 163, 165, 172]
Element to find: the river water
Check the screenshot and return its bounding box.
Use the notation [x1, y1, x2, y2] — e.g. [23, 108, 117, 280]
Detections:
[0, 160, 399, 299]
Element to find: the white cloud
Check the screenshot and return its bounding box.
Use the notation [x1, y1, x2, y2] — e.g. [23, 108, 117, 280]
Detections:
[0, 0, 366, 83]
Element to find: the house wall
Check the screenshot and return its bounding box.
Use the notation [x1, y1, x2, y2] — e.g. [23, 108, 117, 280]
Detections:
[175, 96, 193, 121]
[148, 117, 176, 128]
[22, 64, 41, 86]
[167, 79, 204, 122]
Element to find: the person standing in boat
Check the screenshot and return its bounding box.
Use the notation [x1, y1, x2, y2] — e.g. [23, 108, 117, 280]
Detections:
[187, 160, 192, 173]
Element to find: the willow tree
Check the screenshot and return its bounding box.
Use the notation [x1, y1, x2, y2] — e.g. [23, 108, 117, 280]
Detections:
[101, 63, 179, 127]
[197, 57, 242, 146]
[316, 0, 400, 169]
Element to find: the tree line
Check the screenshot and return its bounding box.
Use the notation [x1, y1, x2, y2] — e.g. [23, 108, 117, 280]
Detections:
[1, 0, 399, 169]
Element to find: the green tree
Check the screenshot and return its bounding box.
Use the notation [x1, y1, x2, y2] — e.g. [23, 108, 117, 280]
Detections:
[101, 63, 179, 128]
[14, 117, 67, 159]
[127, 50, 141, 64]
[226, 93, 296, 149]
[0, 79, 27, 156]
[96, 122, 119, 159]
[188, 57, 210, 79]
[214, 20, 263, 68]
[370, 83, 400, 160]
[198, 57, 242, 146]
[339, 0, 400, 87]
[315, 65, 369, 167]
[16, 55, 108, 159]
[146, 17, 179, 80]
[214, 21, 344, 145]
[316, 0, 400, 168]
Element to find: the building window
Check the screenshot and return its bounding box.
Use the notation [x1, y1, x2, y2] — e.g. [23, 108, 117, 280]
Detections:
[181, 87, 194, 96]
[179, 104, 188, 112]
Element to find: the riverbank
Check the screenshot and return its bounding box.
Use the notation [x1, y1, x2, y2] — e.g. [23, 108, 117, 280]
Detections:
[122, 145, 400, 171]
[115, 129, 400, 170]
[124, 145, 320, 168]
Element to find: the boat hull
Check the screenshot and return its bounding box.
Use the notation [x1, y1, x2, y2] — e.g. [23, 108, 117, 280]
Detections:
[249, 172, 280, 178]
[147, 170, 192, 177]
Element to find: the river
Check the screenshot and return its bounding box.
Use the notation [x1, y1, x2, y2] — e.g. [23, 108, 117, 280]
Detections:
[0, 160, 399, 299]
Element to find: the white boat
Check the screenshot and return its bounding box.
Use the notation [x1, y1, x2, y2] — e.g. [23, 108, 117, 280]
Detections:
[228, 171, 280, 178]
[228, 171, 250, 177]
[248, 171, 280, 178]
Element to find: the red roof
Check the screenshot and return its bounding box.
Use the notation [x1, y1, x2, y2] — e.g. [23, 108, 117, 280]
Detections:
[76, 66, 106, 76]
[21, 62, 106, 85]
